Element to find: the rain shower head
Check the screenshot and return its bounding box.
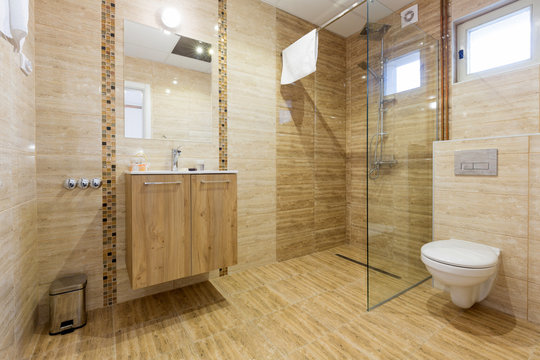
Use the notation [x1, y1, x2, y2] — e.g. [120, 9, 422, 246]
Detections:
[360, 22, 391, 40]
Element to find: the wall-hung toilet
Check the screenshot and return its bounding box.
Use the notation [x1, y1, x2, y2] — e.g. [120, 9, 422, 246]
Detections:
[421, 239, 500, 309]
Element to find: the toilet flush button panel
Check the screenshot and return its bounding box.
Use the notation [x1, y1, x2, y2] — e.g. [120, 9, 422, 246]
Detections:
[454, 148, 497, 176]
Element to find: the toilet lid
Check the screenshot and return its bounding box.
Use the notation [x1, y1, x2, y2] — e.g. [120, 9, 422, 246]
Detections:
[421, 239, 499, 269]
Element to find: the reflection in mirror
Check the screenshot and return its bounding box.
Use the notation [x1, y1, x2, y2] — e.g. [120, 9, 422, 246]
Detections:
[123, 20, 213, 142]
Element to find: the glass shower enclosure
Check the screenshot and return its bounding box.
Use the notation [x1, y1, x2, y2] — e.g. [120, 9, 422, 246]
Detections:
[362, 0, 439, 309]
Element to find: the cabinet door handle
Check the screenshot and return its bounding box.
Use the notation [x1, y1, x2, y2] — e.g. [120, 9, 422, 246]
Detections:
[200, 180, 231, 184]
[144, 181, 183, 185]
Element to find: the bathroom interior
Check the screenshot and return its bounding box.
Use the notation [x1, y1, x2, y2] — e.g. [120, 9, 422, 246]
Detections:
[2, 0, 540, 358]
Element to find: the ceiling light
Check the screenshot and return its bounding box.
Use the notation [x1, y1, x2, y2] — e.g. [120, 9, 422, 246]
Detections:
[208, 48, 214, 55]
[214, 24, 219, 32]
[165, 88, 171, 94]
[172, 80, 178, 85]
[161, 8, 181, 29]
[196, 46, 203, 54]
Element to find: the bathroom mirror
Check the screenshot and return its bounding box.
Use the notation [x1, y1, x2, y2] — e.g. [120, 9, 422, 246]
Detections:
[123, 19, 214, 142]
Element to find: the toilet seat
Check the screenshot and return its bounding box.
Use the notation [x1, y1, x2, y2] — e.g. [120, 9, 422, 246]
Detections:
[421, 239, 499, 269]
[421, 254, 496, 278]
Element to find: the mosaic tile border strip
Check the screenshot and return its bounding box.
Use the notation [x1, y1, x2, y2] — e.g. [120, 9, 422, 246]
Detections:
[218, 0, 228, 171]
[101, 0, 117, 306]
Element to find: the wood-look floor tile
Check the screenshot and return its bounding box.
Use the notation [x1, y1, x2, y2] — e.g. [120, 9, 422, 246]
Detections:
[113, 293, 177, 330]
[256, 305, 328, 355]
[297, 290, 361, 331]
[230, 286, 288, 321]
[267, 273, 326, 304]
[28, 245, 540, 360]
[210, 270, 263, 296]
[337, 312, 423, 359]
[219, 322, 285, 360]
[168, 281, 226, 312]
[414, 304, 540, 360]
[115, 316, 188, 360]
[180, 300, 245, 341]
[288, 331, 371, 360]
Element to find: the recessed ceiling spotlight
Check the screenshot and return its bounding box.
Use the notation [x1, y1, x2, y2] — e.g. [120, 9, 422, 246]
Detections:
[172, 80, 178, 85]
[208, 48, 214, 55]
[165, 88, 171, 94]
[214, 24, 219, 32]
[196, 46, 203, 54]
[161, 7, 181, 29]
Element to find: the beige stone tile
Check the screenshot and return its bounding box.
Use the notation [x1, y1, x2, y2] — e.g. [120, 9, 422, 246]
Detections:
[528, 282, 540, 325]
[256, 305, 327, 355]
[180, 300, 244, 341]
[210, 270, 263, 296]
[481, 275, 528, 320]
[451, 66, 539, 139]
[230, 286, 288, 321]
[288, 331, 370, 360]
[113, 292, 177, 330]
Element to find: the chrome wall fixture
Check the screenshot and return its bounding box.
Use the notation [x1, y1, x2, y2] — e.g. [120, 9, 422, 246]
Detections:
[63, 178, 102, 190]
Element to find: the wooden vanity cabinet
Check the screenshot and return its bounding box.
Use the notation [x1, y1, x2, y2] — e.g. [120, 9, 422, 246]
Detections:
[126, 173, 237, 289]
[191, 174, 237, 274]
[126, 174, 191, 289]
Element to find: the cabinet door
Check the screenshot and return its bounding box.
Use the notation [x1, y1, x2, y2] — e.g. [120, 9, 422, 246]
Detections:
[191, 174, 237, 274]
[130, 175, 191, 288]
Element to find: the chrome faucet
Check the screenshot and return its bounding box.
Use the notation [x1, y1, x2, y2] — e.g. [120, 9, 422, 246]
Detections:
[171, 146, 181, 171]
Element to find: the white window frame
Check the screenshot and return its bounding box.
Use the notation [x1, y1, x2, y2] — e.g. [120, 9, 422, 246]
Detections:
[384, 50, 422, 96]
[124, 80, 152, 139]
[455, 0, 540, 82]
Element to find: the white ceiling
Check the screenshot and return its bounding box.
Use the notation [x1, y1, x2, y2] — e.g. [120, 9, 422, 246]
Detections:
[260, 0, 414, 37]
[124, 20, 212, 74]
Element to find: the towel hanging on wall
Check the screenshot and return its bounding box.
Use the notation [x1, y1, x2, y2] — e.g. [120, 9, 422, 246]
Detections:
[0, 0, 11, 39]
[9, 0, 29, 52]
[280, 29, 318, 85]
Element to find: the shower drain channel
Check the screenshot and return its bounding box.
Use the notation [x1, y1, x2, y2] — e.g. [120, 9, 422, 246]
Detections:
[335, 254, 402, 279]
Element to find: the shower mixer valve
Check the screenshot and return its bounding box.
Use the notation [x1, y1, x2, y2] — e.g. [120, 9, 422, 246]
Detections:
[63, 178, 102, 190]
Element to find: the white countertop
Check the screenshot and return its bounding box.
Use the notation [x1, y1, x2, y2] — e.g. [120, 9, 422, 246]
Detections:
[128, 170, 238, 175]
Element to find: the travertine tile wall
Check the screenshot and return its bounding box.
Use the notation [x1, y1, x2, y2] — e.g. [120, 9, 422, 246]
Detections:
[0, 0, 38, 357]
[227, 0, 277, 270]
[275, 10, 347, 261]
[432, 0, 540, 323]
[35, 0, 103, 320]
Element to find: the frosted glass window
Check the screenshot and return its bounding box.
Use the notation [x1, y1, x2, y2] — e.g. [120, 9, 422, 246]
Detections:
[384, 51, 421, 96]
[468, 7, 531, 74]
[456, 0, 539, 82]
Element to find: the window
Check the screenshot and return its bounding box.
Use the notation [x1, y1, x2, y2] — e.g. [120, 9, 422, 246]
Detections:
[456, 0, 540, 82]
[384, 50, 421, 96]
[124, 81, 151, 139]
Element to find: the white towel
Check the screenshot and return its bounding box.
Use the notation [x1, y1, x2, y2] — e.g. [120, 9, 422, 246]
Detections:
[9, 0, 28, 52]
[0, 0, 11, 39]
[280, 29, 318, 85]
